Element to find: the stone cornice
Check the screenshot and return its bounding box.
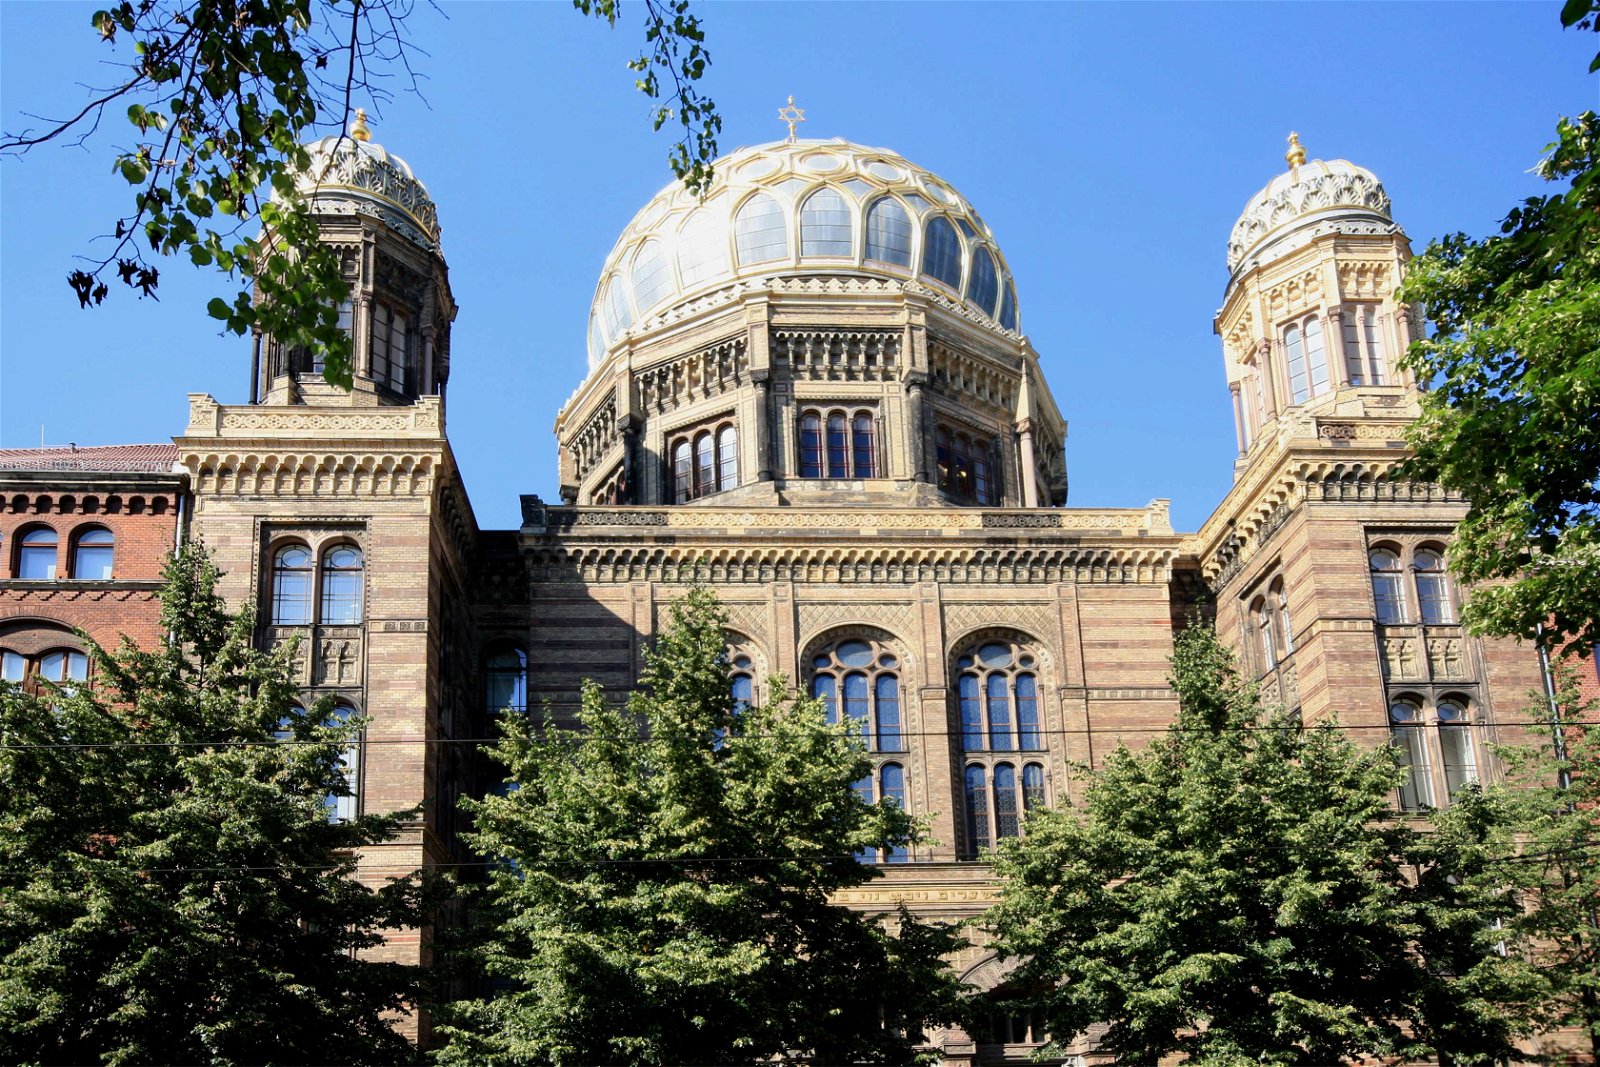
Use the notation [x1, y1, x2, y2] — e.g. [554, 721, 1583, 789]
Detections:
[182, 394, 445, 440]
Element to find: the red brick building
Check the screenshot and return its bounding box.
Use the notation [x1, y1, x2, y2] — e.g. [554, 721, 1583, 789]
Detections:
[0, 444, 187, 687]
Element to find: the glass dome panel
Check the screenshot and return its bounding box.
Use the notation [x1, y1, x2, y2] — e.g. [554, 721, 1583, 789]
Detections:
[866, 161, 902, 181]
[677, 211, 729, 289]
[903, 193, 931, 214]
[734, 193, 788, 265]
[800, 187, 853, 257]
[801, 152, 842, 172]
[999, 280, 1018, 331]
[842, 178, 873, 198]
[600, 276, 633, 337]
[967, 246, 999, 316]
[629, 240, 674, 313]
[588, 316, 606, 365]
[922, 216, 963, 290]
[865, 197, 912, 267]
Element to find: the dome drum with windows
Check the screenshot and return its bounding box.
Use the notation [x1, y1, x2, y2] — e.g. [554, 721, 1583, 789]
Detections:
[587, 138, 1022, 369]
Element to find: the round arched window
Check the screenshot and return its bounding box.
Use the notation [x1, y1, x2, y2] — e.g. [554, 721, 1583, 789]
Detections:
[810, 636, 903, 753]
[957, 639, 1041, 752]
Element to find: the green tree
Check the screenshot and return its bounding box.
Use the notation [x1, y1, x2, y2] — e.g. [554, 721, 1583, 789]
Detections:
[981, 624, 1543, 1066]
[0, 0, 719, 387]
[1395, 7, 1600, 652]
[0, 542, 434, 1065]
[1432, 666, 1600, 1058]
[436, 588, 963, 1066]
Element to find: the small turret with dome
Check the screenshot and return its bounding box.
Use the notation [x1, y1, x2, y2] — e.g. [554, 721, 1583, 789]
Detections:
[254, 109, 456, 409]
[556, 106, 1066, 512]
[1213, 133, 1420, 477]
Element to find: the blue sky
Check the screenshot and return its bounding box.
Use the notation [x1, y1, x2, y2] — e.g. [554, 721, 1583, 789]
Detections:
[2, 2, 1596, 533]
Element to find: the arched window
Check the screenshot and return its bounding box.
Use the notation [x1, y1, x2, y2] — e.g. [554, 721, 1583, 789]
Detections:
[800, 187, 852, 257]
[1284, 324, 1307, 405]
[1389, 696, 1478, 811]
[271, 544, 314, 625]
[967, 246, 999, 317]
[1303, 317, 1330, 397]
[798, 413, 823, 478]
[964, 764, 990, 855]
[695, 433, 715, 496]
[922, 216, 963, 290]
[964, 760, 1047, 858]
[734, 193, 788, 265]
[1253, 595, 1277, 670]
[880, 763, 908, 863]
[851, 414, 875, 479]
[1, 651, 24, 682]
[71, 527, 114, 580]
[325, 702, 360, 823]
[1390, 699, 1432, 811]
[1370, 548, 1407, 624]
[1022, 762, 1046, 811]
[809, 636, 903, 752]
[957, 639, 1042, 752]
[1274, 580, 1295, 656]
[864, 197, 912, 266]
[629, 239, 675, 314]
[1414, 548, 1454, 624]
[0, 646, 87, 691]
[934, 424, 997, 504]
[673, 440, 693, 503]
[1437, 699, 1477, 800]
[1284, 315, 1331, 404]
[600, 276, 632, 340]
[826, 413, 848, 477]
[999, 280, 1019, 332]
[320, 545, 364, 625]
[797, 408, 877, 479]
[718, 425, 738, 490]
[677, 210, 730, 288]
[17, 527, 57, 580]
[730, 653, 755, 716]
[485, 645, 527, 716]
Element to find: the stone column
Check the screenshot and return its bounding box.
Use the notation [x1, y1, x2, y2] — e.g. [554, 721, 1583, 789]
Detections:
[1229, 382, 1247, 455]
[1394, 307, 1415, 388]
[1017, 417, 1039, 508]
[905, 372, 929, 482]
[752, 371, 773, 482]
[620, 415, 641, 504]
[421, 325, 437, 396]
[1325, 309, 1348, 387]
[1256, 338, 1280, 418]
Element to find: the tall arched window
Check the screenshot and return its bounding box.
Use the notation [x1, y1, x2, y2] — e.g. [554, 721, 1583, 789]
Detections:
[1389, 696, 1478, 811]
[967, 246, 999, 317]
[485, 645, 527, 716]
[797, 408, 877, 479]
[964, 764, 990, 855]
[1284, 324, 1308, 405]
[964, 760, 1047, 858]
[864, 197, 912, 266]
[880, 763, 908, 863]
[798, 413, 823, 478]
[271, 544, 314, 625]
[935, 424, 998, 504]
[0, 647, 87, 691]
[957, 639, 1041, 752]
[1284, 315, 1331, 404]
[851, 414, 875, 479]
[1253, 595, 1277, 670]
[325, 702, 361, 823]
[921, 216, 962, 290]
[826, 413, 848, 477]
[800, 188, 852, 256]
[677, 210, 730, 288]
[1273, 580, 1294, 656]
[71, 527, 114, 579]
[696, 434, 715, 496]
[809, 636, 904, 752]
[629, 239, 675, 314]
[999, 280, 1019, 332]
[1414, 548, 1454, 624]
[673, 440, 693, 503]
[734, 193, 788, 264]
[320, 545, 364, 625]
[1370, 548, 1407, 624]
[1437, 699, 1477, 800]
[718, 425, 738, 490]
[17, 527, 57, 580]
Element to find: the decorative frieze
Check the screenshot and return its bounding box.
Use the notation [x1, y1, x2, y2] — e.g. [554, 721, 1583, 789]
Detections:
[181, 450, 436, 497]
[572, 392, 619, 481]
[636, 338, 746, 413]
[928, 341, 1015, 413]
[772, 329, 898, 382]
[183, 393, 444, 439]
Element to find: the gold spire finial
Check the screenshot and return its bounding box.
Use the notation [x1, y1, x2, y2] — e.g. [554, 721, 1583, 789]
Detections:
[777, 95, 806, 143]
[1285, 130, 1306, 168]
[350, 108, 371, 142]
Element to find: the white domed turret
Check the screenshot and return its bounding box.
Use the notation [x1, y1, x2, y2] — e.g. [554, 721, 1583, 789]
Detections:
[1227, 133, 1394, 278]
[293, 109, 441, 251]
[586, 138, 1021, 370]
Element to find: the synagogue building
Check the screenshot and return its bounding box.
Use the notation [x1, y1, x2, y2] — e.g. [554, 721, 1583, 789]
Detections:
[0, 113, 1569, 1061]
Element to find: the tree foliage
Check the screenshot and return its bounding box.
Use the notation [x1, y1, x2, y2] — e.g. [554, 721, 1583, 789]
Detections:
[0, 542, 433, 1065]
[982, 624, 1542, 1066]
[1433, 665, 1600, 1058]
[1396, 12, 1600, 651]
[436, 587, 963, 1066]
[0, 0, 719, 387]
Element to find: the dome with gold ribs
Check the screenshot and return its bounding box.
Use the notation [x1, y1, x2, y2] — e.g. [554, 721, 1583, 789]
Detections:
[1228, 134, 1394, 276]
[292, 110, 440, 250]
[587, 138, 1021, 370]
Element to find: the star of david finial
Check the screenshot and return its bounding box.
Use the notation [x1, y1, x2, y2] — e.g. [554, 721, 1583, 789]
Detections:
[777, 95, 806, 143]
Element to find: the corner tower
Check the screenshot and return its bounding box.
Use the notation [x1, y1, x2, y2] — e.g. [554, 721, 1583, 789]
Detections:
[1197, 137, 1542, 814]
[553, 137, 1067, 509]
[253, 110, 457, 408]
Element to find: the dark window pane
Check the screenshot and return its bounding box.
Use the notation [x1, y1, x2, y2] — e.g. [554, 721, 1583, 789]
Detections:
[696, 434, 715, 497]
[922, 216, 962, 290]
[959, 673, 983, 751]
[673, 441, 693, 503]
[826, 414, 848, 477]
[843, 671, 870, 745]
[875, 673, 902, 751]
[799, 414, 822, 478]
[1016, 673, 1040, 750]
[964, 764, 990, 857]
[1022, 762, 1046, 811]
[852, 413, 875, 478]
[812, 673, 837, 725]
[987, 672, 1014, 750]
[995, 763, 1020, 839]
